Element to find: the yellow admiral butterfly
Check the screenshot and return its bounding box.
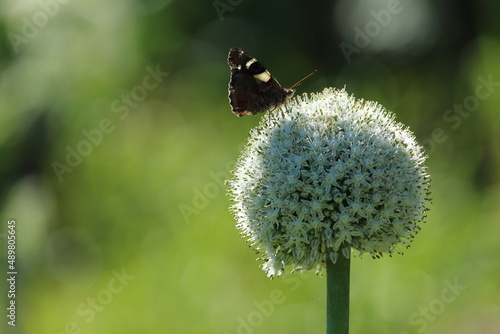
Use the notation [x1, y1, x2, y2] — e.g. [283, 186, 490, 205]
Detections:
[227, 48, 316, 117]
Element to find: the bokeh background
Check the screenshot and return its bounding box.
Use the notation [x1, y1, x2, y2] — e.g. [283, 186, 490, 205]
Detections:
[1, 0, 499, 333]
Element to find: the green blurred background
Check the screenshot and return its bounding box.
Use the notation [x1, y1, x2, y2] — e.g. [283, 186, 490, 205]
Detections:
[1, 0, 499, 333]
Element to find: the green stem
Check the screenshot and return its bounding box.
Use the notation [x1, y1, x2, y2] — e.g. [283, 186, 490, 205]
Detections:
[326, 253, 350, 334]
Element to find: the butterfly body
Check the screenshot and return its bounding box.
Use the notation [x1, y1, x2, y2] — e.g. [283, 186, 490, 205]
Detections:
[227, 48, 294, 117]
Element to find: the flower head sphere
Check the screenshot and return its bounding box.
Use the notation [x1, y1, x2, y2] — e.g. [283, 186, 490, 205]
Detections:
[228, 88, 431, 277]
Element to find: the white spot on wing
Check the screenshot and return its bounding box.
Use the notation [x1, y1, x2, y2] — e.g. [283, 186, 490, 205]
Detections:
[254, 71, 271, 82]
[245, 58, 257, 69]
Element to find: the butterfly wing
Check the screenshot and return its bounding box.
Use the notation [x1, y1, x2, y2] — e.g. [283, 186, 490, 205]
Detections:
[227, 48, 294, 117]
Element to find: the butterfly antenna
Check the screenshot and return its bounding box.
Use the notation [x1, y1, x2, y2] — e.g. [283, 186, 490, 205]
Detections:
[290, 69, 317, 89]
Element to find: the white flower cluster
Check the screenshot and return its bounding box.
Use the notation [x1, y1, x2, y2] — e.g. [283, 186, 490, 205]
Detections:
[228, 88, 431, 277]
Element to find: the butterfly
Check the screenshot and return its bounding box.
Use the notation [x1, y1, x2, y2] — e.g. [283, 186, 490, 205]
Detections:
[227, 48, 316, 117]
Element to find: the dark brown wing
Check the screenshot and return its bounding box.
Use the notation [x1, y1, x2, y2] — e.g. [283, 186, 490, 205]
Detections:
[227, 48, 294, 117]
